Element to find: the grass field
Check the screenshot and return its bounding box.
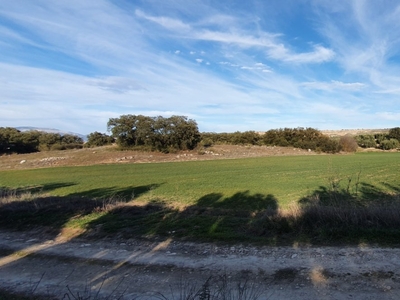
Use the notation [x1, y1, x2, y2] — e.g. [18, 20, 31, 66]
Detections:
[1, 152, 399, 205]
[1, 152, 400, 245]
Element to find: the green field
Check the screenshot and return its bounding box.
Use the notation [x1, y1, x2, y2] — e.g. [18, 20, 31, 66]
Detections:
[1, 153, 399, 206]
[1, 152, 400, 245]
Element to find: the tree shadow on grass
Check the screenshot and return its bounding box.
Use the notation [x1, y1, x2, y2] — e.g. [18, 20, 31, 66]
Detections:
[299, 181, 400, 206]
[297, 181, 400, 245]
[85, 191, 279, 242]
[0, 182, 77, 198]
[68, 183, 161, 201]
[196, 191, 278, 211]
[0, 183, 162, 237]
[84, 181, 400, 246]
[2, 180, 400, 246]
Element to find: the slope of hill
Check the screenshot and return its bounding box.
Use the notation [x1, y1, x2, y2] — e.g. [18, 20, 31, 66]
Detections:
[321, 128, 388, 137]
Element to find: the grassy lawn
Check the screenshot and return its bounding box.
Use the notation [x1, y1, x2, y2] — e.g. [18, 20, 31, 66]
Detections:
[1, 152, 400, 245]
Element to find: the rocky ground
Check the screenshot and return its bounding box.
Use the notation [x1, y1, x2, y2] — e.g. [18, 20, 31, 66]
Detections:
[0, 144, 319, 170]
[0, 229, 399, 299]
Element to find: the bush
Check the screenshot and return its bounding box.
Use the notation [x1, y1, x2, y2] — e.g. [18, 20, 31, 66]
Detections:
[339, 135, 358, 152]
[375, 133, 388, 145]
[261, 127, 340, 153]
[50, 144, 65, 151]
[356, 135, 376, 148]
[200, 137, 214, 148]
[86, 132, 114, 147]
[388, 127, 400, 141]
[380, 139, 400, 150]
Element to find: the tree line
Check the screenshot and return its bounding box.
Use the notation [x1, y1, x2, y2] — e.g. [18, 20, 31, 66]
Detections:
[0, 127, 84, 154]
[356, 127, 400, 150]
[202, 127, 340, 153]
[2, 115, 399, 155]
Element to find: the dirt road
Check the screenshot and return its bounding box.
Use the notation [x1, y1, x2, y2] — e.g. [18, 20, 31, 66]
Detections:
[1, 230, 399, 299]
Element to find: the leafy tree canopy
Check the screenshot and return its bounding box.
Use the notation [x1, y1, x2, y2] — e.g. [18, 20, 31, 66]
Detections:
[107, 115, 201, 152]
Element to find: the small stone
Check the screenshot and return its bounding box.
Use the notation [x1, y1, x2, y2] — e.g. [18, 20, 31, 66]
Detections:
[291, 254, 298, 259]
[383, 285, 392, 291]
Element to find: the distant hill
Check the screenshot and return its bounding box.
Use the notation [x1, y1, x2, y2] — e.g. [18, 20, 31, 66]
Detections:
[16, 126, 87, 141]
[321, 128, 389, 137]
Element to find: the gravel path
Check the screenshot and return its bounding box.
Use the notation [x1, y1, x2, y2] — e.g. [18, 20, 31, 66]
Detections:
[1, 230, 399, 299]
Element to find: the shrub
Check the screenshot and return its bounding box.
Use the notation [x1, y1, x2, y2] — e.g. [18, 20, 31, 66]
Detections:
[356, 135, 376, 148]
[50, 144, 65, 151]
[375, 133, 388, 145]
[86, 131, 114, 147]
[388, 127, 400, 141]
[262, 127, 340, 153]
[380, 139, 400, 150]
[339, 135, 358, 152]
[200, 137, 214, 148]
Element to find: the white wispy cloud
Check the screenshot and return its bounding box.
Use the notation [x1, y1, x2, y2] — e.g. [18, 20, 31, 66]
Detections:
[87, 77, 147, 93]
[314, 0, 400, 93]
[268, 45, 335, 63]
[136, 9, 335, 65]
[135, 9, 191, 32]
[302, 80, 366, 91]
[0, 0, 399, 133]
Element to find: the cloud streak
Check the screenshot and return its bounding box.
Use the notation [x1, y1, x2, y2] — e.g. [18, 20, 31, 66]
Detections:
[302, 80, 366, 91]
[0, 0, 399, 134]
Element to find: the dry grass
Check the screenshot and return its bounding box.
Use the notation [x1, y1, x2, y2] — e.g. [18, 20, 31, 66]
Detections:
[0, 187, 125, 214]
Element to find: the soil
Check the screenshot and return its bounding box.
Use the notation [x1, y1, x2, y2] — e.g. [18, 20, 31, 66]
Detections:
[1, 135, 398, 299]
[0, 229, 399, 299]
[0, 144, 319, 170]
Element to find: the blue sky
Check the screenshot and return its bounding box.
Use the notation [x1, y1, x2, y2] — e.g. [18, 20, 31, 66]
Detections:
[1, 0, 400, 134]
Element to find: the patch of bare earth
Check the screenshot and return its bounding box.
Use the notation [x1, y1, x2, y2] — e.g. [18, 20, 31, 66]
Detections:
[0, 144, 317, 170]
[321, 128, 389, 137]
